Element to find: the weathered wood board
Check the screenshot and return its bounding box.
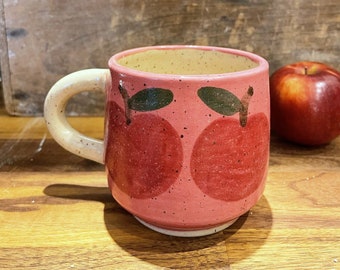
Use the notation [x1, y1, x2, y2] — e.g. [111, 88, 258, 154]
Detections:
[0, 0, 339, 115]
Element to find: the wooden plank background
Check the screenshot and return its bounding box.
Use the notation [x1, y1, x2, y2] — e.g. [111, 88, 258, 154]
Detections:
[0, 0, 339, 116]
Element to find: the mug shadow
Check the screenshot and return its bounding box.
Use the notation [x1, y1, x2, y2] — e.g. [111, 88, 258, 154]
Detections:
[44, 184, 273, 268]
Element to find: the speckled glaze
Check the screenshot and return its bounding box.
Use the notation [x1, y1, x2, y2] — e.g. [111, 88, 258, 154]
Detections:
[44, 45, 270, 237]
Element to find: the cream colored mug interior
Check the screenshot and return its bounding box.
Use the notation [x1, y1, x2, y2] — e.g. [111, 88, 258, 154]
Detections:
[117, 48, 259, 75]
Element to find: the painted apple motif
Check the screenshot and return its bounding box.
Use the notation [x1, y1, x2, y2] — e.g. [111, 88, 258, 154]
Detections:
[192, 86, 269, 201]
[105, 85, 183, 199]
[191, 113, 269, 201]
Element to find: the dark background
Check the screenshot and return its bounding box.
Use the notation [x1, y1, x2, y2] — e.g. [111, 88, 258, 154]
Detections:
[1, 0, 339, 115]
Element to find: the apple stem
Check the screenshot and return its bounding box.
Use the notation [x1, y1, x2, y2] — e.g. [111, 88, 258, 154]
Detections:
[118, 81, 132, 125]
[239, 86, 254, 127]
[304, 66, 308, 75]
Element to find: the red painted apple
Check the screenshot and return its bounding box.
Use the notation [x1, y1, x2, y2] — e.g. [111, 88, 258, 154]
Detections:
[270, 61, 340, 145]
[190, 113, 269, 201]
[105, 101, 183, 199]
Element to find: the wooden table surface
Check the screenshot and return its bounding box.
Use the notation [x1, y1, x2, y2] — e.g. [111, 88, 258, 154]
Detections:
[0, 109, 339, 270]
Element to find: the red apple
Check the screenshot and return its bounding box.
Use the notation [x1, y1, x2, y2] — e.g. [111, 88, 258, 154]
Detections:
[190, 113, 269, 201]
[270, 61, 340, 146]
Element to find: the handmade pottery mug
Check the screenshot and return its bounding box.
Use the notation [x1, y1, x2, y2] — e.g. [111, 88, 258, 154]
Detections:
[44, 45, 270, 237]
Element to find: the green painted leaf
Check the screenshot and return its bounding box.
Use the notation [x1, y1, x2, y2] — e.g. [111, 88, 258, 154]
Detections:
[128, 88, 173, 111]
[198, 87, 242, 116]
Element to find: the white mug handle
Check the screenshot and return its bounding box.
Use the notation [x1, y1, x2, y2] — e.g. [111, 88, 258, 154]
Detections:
[44, 69, 109, 164]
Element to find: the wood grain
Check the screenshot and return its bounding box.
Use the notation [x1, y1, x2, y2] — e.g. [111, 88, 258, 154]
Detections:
[1, 0, 339, 115]
[0, 113, 339, 269]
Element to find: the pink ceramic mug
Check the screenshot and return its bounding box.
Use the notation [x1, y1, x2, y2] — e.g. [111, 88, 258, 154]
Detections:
[44, 45, 270, 237]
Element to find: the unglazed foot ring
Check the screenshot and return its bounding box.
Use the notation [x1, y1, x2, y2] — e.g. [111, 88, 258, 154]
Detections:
[134, 216, 238, 237]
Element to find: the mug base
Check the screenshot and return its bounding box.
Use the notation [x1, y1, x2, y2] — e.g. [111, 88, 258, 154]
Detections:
[134, 216, 238, 237]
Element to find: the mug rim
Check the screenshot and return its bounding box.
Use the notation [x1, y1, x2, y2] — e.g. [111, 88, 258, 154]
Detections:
[108, 45, 268, 79]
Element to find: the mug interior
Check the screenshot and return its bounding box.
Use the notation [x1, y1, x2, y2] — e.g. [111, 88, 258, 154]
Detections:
[111, 46, 262, 76]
